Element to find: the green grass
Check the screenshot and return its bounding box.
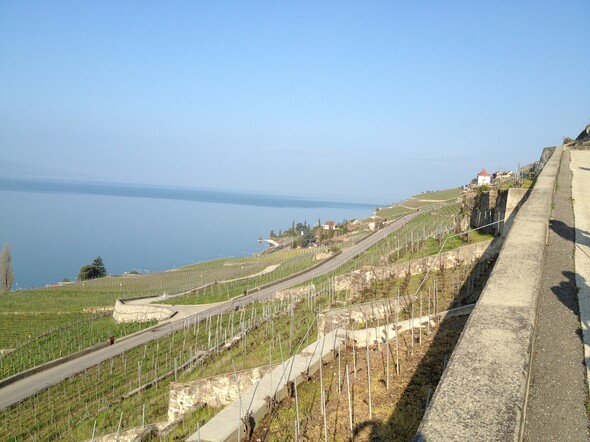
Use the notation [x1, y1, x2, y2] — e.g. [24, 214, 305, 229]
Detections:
[0, 312, 87, 349]
[0, 297, 318, 441]
[412, 187, 463, 201]
[377, 191, 462, 221]
[376, 205, 414, 220]
[157, 250, 323, 305]
[0, 315, 155, 379]
[0, 250, 320, 314]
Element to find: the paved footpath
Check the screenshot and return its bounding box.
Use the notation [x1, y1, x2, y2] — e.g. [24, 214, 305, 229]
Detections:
[524, 150, 590, 440]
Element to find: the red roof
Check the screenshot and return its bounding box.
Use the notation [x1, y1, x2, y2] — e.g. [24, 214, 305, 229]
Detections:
[478, 168, 490, 177]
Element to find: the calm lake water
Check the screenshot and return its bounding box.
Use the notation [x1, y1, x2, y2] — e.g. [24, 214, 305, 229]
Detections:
[0, 181, 382, 289]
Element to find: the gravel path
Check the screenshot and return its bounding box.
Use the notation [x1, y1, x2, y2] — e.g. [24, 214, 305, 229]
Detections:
[523, 150, 590, 440]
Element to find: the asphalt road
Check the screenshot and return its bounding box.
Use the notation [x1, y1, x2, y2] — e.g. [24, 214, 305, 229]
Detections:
[0, 211, 420, 410]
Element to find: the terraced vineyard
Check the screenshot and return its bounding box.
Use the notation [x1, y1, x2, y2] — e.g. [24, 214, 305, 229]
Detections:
[0, 227, 496, 441]
[0, 312, 87, 350]
[412, 187, 462, 201]
[0, 249, 324, 313]
[0, 196, 500, 441]
[0, 247, 334, 391]
[0, 314, 155, 379]
[377, 187, 462, 220]
[0, 296, 320, 441]
[159, 248, 325, 305]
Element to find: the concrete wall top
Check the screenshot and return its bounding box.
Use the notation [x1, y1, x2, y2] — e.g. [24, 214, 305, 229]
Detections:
[416, 148, 562, 440]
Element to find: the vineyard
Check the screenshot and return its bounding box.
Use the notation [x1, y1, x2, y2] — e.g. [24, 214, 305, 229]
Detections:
[0, 249, 320, 314]
[0, 234, 497, 441]
[0, 193, 505, 441]
[0, 312, 87, 349]
[253, 315, 468, 441]
[0, 314, 156, 379]
[158, 249, 323, 305]
[0, 296, 320, 441]
[0, 247, 331, 383]
[412, 187, 463, 201]
[308, 204, 481, 292]
[376, 187, 462, 220]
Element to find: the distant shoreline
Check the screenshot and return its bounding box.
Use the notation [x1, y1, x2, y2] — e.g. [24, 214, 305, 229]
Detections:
[0, 177, 380, 210]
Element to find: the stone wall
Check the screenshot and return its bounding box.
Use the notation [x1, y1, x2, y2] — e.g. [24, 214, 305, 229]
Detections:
[112, 300, 176, 323]
[276, 284, 315, 301]
[459, 186, 529, 236]
[334, 239, 501, 298]
[168, 366, 273, 422]
[318, 296, 413, 334]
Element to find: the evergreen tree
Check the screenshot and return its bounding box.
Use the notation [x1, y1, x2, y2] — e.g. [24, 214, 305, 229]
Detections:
[78, 256, 108, 281]
[92, 257, 107, 277]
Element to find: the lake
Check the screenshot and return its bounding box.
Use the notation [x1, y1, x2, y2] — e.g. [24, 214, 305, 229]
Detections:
[0, 180, 383, 289]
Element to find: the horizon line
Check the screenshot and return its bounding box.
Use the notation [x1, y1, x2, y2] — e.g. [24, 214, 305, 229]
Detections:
[0, 176, 382, 210]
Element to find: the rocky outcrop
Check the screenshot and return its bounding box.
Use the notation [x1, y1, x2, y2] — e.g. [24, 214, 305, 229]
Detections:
[575, 124, 590, 143]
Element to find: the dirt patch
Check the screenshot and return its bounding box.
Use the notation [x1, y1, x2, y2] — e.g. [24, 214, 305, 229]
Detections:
[251, 316, 467, 441]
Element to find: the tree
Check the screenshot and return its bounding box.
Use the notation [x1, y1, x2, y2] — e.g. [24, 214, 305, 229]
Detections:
[301, 230, 316, 247]
[78, 256, 108, 281]
[0, 243, 14, 294]
[91, 256, 107, 277]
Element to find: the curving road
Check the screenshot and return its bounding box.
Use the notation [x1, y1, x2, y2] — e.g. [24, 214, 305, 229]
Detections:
[0, 211, 419, 410]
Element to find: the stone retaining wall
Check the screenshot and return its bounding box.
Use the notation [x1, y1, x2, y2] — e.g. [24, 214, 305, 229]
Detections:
[112, 300, 176, 323]
[168, 366, 273, 421]
[318, 297, 412, 335]
[335, 239, 501, 297]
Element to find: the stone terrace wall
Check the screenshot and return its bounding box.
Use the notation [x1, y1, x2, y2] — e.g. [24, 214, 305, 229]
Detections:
[318, 296, 413, 335]
[335, 239, 501, 298]
[168, 366, 273, 422]
[112, 300, 176, 323]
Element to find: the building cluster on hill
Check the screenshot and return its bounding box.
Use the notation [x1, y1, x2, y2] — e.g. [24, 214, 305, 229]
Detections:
[470, 168, 514, 189]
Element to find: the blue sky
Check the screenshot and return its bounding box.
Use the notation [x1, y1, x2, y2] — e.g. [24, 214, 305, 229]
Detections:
[1, 1, 589, 204]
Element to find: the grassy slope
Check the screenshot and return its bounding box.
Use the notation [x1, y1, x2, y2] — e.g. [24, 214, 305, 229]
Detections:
[412, 187, 462, 201]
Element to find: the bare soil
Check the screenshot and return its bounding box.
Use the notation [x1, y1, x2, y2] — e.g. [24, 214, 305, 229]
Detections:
[250, 315, 468, 442]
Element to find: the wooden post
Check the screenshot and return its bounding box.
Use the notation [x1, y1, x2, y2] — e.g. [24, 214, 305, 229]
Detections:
[346, 363, 353, 438]
[366, 321, 372, 419]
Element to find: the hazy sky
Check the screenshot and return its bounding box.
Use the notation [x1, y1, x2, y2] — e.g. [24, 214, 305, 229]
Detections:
[1, 1, 589, 204]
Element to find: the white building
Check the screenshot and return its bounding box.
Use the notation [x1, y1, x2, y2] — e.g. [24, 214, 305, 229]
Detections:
[477, 168, 491, 186]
